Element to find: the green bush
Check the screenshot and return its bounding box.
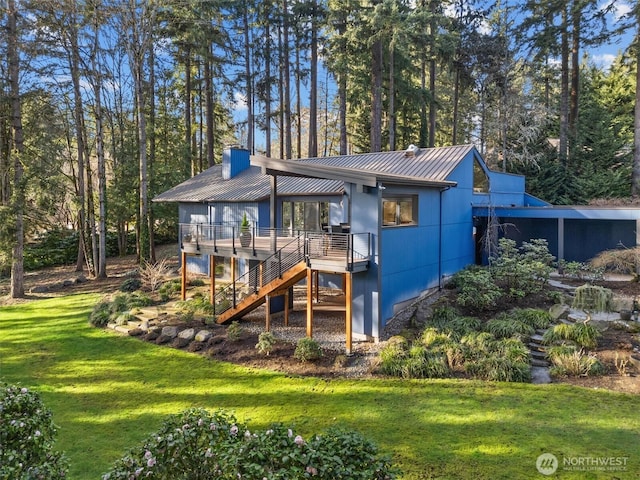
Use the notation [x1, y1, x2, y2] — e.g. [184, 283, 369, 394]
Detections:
[255, 331, 277, 356]
[490, 238, 554, 298]
[453, 267, 503, 312]
[158, 280, 181, 302]
[102, 408, 398, 480]
[90, 293, 152, 328]
[572, 284, 614, 312]
[119, 277, 141, 292]
[188, 277, 206, 287]
[542, 322, 601, 349]
[512, 308, 552, 330]
[226, 321, 244, 341]
[548, 346, 605, 377]
[379, 336, 409, 376]
[485, 315, 535, 340]
[89, 301, 112, 327]
[465, 355, 531, 382]
[0, 384, 68, 479]
[294, 337, 323, 362]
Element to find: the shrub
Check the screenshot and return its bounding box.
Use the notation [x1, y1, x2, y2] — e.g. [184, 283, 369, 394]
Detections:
[0, 384, 68, 479]
[465, 356, 531, 382]
[454, 267, 503, 312]
[119, 277, 141, 292]
[491, 238, 555, 298]
[158, 280, 181, 302]
[542, 322, 601, 349]
[572, 284, 614, 312]
[102, 408, 399, 480]
[89, 301, 112, 327]
[226, 321, 244, 341]
[188, 277, 206, 287]
[255, 331, 277, 356]
[548, 347, 605, 377]
[512, 308, 552, 329]
[485, 315, 535, 340]
[400, 345, 449, 379]
[379, 337, 409, 376]
[294, 337, 323, 362]
[139, 258, 172, 292]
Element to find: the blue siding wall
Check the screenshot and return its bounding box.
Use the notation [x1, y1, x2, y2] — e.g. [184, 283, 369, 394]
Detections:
[349, 184, 380, 339]
[179, 203, 210, 274]
[377, 152, 477, 326]
[222, 148, 250, 180]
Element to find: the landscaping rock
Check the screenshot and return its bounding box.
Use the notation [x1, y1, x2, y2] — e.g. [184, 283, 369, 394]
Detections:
[178, 328, 196, 340]
[187, 341, 205, 352]
[29, 285, 49, 294]
[144, 330, 160, 341]
[128, 328, 143, 337]
[156, 334, 173, 344]
[531, 366, 552, 384]
[62, 279, 75, 287]
[161, 326, 179, 338]
[195, 330, 212, 342]
[76, 275, 88, 283]
[549, 304, 570, 321]
[172, 337, 191, 348]
[139, 319, 150, 331]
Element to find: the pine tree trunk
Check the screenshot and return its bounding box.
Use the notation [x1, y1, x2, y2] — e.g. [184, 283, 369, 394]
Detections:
[633, 12, 640, 197]
[308, 0, 318, 158]
[558, 7, 570, 165]
[8, 0, 24, 298]
[243, 5, 253, 154]
[283, 0, 292, 159]
[370, 39, 383, 152]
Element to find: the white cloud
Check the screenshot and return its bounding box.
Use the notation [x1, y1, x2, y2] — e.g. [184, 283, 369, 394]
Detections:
[591, 53, 616, 69]
[233, 91, 247, 112]
[602, 0, 632, 20]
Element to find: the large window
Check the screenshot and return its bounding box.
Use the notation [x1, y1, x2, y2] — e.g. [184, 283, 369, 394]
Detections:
[382, 196, 417, 227]
[282, 201, 329, 232]
[473, 159, 489, 193]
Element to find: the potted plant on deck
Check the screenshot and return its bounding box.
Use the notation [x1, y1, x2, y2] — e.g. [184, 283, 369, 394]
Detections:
[239, 212, 252, 247]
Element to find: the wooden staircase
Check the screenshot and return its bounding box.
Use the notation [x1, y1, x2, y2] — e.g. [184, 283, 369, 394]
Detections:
[215, 261, 308, 324]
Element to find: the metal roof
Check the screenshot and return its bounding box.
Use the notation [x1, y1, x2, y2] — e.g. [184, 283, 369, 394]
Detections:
[153, 165, 344, 203]
[155, 145, 476, 203]
[252, 144, 474, 187]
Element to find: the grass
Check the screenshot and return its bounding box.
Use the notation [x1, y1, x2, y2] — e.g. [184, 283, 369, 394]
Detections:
[1, 294, 640, 479]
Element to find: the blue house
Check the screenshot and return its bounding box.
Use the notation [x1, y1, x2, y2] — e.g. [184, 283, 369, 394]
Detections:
[154, 145, 640, 352]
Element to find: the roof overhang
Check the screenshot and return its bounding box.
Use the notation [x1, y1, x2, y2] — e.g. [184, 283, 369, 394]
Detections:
[251, 154, 456, 189]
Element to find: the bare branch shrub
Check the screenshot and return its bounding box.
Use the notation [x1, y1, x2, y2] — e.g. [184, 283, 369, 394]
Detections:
[140, 258, 172, 292]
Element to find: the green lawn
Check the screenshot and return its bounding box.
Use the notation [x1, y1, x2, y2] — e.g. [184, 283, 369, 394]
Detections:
[1, 294, 639, 479]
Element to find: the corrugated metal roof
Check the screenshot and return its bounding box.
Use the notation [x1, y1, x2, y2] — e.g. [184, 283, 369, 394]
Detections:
[296, 144, 474, 181]
[153, 165, 344, 203]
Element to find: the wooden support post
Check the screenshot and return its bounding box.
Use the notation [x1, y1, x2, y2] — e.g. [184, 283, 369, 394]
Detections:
[306, 268, 313, 338]
[265, 295, 271, 332]
[259, 263, 264, 289]
[345, 272, 352, 355]
[181, 251, 187, 301]
[209, 256, 216, 305]
[284, 289, 290, 326]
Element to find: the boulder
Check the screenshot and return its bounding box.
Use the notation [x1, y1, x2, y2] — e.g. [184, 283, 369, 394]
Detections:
[29, 285, 49, 294]
[549, 304, 570, 321]
[178, 328, 196, 341]
[195, 330, 212, 342]
[161, 326, 179, 338]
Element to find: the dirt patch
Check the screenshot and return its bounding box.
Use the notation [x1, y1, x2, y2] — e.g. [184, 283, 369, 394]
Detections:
[2, 254, 639, 392]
